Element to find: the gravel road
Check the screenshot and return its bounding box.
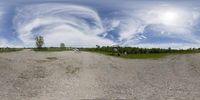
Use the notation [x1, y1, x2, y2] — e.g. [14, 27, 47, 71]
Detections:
[0, 49, 200, 100]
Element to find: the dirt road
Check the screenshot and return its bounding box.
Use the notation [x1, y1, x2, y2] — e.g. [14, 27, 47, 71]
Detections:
[0, 49, 200, 100]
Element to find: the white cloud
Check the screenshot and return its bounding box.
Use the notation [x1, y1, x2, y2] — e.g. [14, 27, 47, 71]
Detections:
[43, 24, 114, 47]
[134, 43, 200, 49]
[13, 3, 114, 47]
[0, 2, 199, 48]
[0, 8, 4, 31]
[0, 39, 9, 47]
[0, 8, 9, 47]
[0, 38, 20, 47]
[118, 19, 145, 41]
[108, 6, 200, 48]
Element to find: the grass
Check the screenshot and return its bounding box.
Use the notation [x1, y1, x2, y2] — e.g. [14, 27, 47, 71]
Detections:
[0, 48, 23, 53]
[33, 47, 67, 52]
[92, 51, 168, 59]
[120, 52, 200, 59]
[86, 51, 200, 59]
[119, 53, 168, 59]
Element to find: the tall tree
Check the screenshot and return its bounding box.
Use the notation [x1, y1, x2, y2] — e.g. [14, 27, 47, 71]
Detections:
[96, 45, 100, 48]
[35, 36, 44, 49]
[60, 43, 66, 49]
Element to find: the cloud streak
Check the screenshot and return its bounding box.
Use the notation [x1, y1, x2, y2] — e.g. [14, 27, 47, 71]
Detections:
[0, 1, 200, 48]
[13, 3, 113, 47]
[102, 5, 200, 48]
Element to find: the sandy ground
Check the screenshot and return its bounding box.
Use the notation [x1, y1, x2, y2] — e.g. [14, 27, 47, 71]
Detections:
[0, 49, 200, 100]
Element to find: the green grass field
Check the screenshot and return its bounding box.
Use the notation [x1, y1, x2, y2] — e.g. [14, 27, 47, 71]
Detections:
[81, 47, 200, 59]
[33, 48, 68, 52]
[89, 51, 168, 59]
[0, 48, 22, 53]
[118, 53, 168, 59]
[86, 51, 200, 59]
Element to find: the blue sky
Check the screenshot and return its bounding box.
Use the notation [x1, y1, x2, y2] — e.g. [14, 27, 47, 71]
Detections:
[0, 0, 200, 48]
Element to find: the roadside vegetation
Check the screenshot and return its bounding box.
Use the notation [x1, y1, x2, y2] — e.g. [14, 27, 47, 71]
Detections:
[30, 35, 200, 59]
[0, 48, 22, 53]
[81, 46, 200, 59]
[33, 36, 67, 52]
[33, 47, 67, 52]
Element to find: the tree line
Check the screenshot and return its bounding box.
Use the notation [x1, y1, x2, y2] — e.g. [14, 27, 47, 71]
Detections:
[35, 36, 66, 51]
[82, 46, 200, 54]
[35, 35, 200, 54]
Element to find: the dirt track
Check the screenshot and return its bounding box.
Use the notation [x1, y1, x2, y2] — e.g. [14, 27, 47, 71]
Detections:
[0, 49, 200, 100]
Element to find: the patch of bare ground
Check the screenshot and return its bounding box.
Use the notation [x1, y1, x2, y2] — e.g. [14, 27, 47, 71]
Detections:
[0, 50, 200, 99]
[65, 65, 80, 74]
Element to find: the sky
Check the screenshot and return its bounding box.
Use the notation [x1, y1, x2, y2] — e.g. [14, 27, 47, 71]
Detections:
[0, 0, 200, 48]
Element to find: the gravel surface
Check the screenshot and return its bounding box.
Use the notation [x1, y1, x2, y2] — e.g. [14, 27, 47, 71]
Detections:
[0, 49, 200, 100]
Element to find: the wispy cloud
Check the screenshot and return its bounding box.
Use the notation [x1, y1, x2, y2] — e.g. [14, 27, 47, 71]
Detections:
[13, 3, 114, 47]
[134, 43, 200, 49]
[0, 1, 200, 48]
[102, 5, 200, 48]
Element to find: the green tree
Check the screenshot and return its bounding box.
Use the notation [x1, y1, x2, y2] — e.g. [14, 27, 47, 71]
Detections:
[60, 43, 66, 49]
[35, 36, 44, 49]
[96, 45, 100, 48]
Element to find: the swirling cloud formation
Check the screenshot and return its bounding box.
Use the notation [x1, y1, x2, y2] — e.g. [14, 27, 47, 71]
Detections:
[13, 3, 114, 47]
[0, 1, 200, 49]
